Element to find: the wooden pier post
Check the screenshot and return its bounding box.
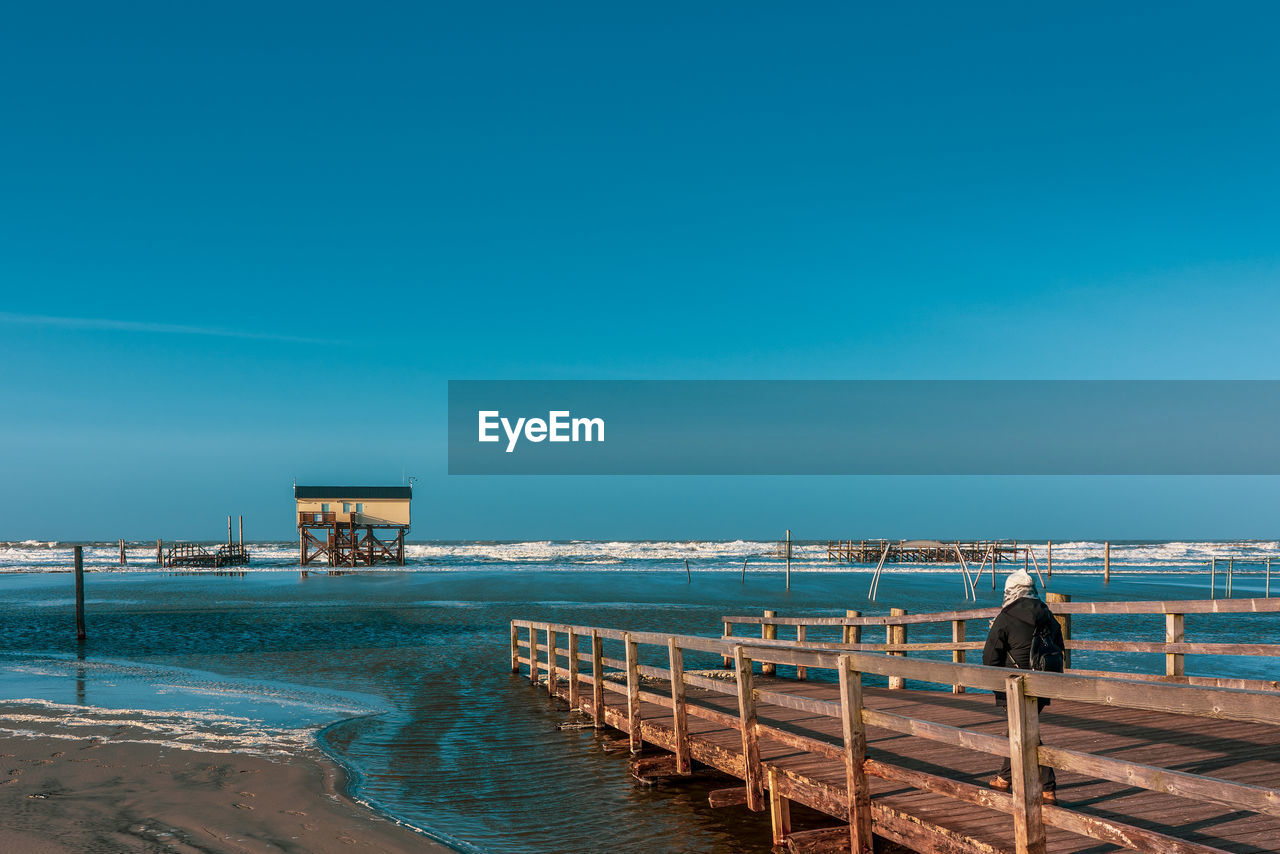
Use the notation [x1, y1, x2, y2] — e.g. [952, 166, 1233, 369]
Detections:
[795, 624, 807, 680]
[510, 623, 520, 673]
[591, 630, 604, 728]
[118, 539, 126, 566]
[1046, 540, 1052, 578]
[1046, 592, 1071, 670]
[761, 610, 777, 675]
[733, 646, 763, 811]
[1006, 675, 1046, 854]
[843, 610, 861, 645]
[722, 620, 733, 667]
[1166, 612, 1185, 677]
[742, 557, 747, 583]
[1104, 541, 1110, 584]
[156, 539, 162, 566]
[546, 628, 557, 697]
[767, 766, 792, 846]
[74, 545, 86, 641]
[837, 656, 873, 854]
[624, 633, 641, 752]
[887, 607, 907, 689]
[685, 558, 691, 582]
[527, 625, 538, 685]
[951, 620, 966, 694]
[567, 630, 580, 710]
[227, 515, 232, 546]
[668, 639, 691, 774]
[238, 515, 243, 546]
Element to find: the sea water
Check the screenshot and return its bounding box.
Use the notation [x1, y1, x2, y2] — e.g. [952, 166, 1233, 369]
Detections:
[1, 541, 1279, 852]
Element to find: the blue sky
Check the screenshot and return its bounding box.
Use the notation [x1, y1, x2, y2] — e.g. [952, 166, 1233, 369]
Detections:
[4, 3, 1280, 540]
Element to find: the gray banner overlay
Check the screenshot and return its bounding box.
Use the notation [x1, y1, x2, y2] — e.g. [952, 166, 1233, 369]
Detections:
[447, 381, 1280, 474]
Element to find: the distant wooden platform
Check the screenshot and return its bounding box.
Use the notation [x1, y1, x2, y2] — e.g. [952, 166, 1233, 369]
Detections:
[512, 602, 1280, 854]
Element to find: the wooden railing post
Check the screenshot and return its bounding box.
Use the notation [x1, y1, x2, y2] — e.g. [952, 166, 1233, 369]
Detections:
[1045, 592, 1071, 670]
[668, 638, 691, 774]
[837, 655, 873, 854]
[1006, 674, 1047, 854]
[528, 625, 538, 685]
[888, 607, 907, 689]
[546, 627, 557, 696]
[844, 609, 861, 645]
[722, 620, 733, 667]
[796, 624, 807, 680]
[767, 766, 792, 845]
[733, 645, 763, 811]
[624, 632, 641, 752]
[510, 622, 519, 673]
[762, 610, 777, 675]
[1166, 613, 1185, 677]
[951, 619, 966, 694]
[568, 629, 580, 709]
[591, 630, 604, 728]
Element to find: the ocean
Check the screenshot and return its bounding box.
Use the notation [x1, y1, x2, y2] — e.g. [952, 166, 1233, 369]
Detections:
[1, 540, 1278, 852]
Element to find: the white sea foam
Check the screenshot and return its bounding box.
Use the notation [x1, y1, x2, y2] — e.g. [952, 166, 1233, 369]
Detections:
[2, 538, 1276, 573]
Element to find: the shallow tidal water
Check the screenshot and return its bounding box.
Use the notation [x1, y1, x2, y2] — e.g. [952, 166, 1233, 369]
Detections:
[2, 563, 1278, 853]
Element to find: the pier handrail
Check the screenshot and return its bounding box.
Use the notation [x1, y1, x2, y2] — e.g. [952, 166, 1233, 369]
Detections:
[721, 596, 1280, 691]
[511, 617, 1280, 854]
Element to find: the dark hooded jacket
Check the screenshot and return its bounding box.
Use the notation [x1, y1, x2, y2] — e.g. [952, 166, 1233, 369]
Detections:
[982, 596, 1064, 708]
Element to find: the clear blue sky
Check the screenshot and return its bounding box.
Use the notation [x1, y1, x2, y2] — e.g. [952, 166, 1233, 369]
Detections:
[4, 3, 1280, 540]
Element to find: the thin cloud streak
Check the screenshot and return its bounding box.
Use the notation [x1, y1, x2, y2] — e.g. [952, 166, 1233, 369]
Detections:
[0, 312, 332, 345]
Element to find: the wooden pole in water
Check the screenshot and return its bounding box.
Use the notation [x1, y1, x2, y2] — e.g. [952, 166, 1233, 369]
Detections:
[785, 529, 791, 590]
[238, 515, 243, 546]
[227, 516, 232, 547]
[74, 546, 86, 641]
[741, 557, 747, 583]
[155, 539, 162, 566]
[1228, 558, 1233, 598]
[1267, 558, 1271, 598]
[1210, 558, 1216, 599]
[685, 558, 691, 582]
[118, 539, 126, 566]
[1103, 541, 1110, 584]
[1046, 540, 1052, 578]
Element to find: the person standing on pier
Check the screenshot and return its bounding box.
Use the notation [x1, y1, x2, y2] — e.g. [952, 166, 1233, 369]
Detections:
[983, 568, 1063, 802]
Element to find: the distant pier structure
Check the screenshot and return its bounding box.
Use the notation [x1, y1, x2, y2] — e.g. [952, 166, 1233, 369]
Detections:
[296, 485, 410, 567]
[826, 539, 1023, 564]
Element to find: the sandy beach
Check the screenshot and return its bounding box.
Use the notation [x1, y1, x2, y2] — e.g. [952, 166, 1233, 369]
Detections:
[0, 709, 449, 854]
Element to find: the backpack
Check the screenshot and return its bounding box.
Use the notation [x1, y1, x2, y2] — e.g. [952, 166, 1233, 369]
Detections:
[1028, 623, 1064, 673]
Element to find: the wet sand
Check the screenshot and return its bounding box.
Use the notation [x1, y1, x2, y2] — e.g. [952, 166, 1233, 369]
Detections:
[0, 717, 450, 854]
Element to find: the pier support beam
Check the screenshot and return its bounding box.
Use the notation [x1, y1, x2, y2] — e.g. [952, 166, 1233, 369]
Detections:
[837, 656, 873, 854]
[733, 646, 763, 811]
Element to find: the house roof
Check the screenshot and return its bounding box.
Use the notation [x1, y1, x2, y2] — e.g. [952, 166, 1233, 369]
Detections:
[294, 486, 412, 500]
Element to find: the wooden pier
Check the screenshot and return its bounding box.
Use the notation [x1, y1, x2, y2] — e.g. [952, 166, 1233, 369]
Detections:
[162, 542, 250, 569]
[826, 540, 1027, 565]
[511, 597, 1280, 853]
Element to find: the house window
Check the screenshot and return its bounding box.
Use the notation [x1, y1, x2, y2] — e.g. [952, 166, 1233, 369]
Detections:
[343, 502, 350, 512]
[356, 503, 364, 513]
[321, 503, 330, 513]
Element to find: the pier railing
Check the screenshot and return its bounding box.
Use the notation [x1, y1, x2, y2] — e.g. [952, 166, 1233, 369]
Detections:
[721, 596, 1280, 692]
[510, 617, 1280, 854]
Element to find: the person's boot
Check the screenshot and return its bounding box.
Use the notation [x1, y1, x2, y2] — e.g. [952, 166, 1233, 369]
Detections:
[988, 776, 1010, 791]
[1043, 790, 1057, 804]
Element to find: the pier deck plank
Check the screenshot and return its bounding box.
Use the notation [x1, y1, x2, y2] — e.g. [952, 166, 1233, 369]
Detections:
[557, 675, 1280, 853]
